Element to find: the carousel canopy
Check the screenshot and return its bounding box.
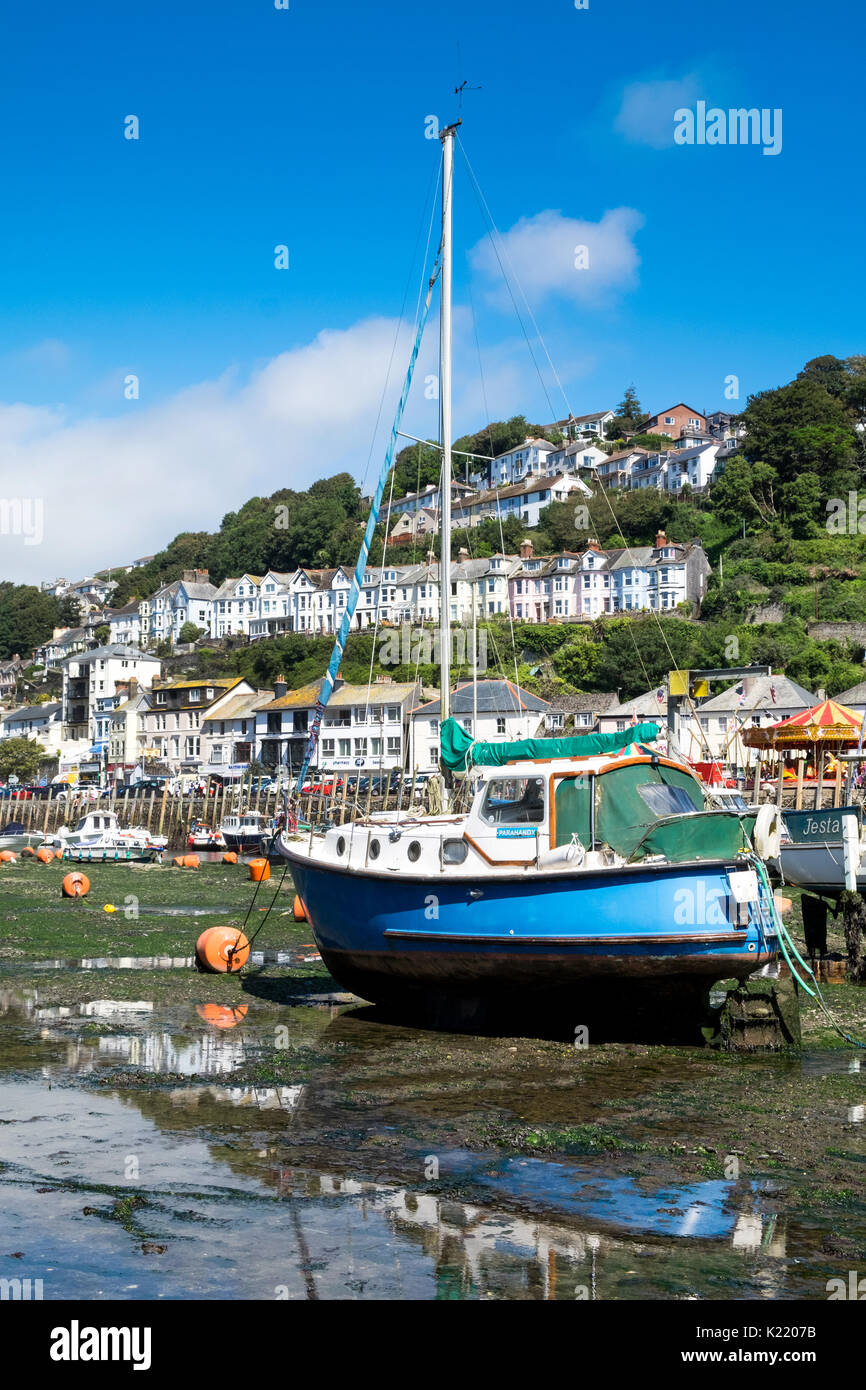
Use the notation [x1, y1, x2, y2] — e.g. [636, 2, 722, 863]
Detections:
[742, 698, 864, 749]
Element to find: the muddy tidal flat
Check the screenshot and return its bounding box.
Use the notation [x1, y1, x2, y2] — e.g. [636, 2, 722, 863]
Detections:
[1, 860, 864, 1301]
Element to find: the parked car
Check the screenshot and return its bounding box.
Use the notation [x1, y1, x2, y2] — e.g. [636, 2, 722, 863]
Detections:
[116, 778, 166, 799]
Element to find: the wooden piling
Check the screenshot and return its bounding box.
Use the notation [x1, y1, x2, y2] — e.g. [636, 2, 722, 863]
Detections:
[795, 757, 805, 810]
[814, 748, 825, 810]
[834, 759, 843, 808]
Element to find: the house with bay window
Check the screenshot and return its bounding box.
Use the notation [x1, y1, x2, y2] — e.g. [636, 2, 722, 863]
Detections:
[137, 676, 254, 773]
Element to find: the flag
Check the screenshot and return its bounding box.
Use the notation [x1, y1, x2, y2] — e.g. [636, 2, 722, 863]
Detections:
[736, 685, 745, 707]
[770, 683, 777, 704]
[656, 687, 665, 703]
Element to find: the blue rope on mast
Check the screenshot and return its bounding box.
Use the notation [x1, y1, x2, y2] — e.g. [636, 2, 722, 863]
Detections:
[293, 282, 436, 795]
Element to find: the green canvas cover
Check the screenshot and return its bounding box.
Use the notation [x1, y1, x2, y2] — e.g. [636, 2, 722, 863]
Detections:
[594, 762, 704, 858]
[628, 812, 750, 863]
[439, 716, 661, 773]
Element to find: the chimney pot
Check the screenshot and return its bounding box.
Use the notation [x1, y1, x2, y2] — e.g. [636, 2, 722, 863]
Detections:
[519, 538, 533, 559]
[655, 529, 667, 549]
[273, 672, 288, 700]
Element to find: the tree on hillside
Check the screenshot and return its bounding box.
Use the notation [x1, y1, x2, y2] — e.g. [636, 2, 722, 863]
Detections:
[0, 584, 63, 661]
[709, 455, 777, 527]
[0, 737, 49, 783]
[605, 386, 646, 439]
[56, 595, 81, 627]
[741, 378, 858, 492]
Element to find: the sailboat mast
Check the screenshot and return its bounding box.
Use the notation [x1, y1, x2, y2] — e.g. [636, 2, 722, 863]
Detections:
[439, 121, 459, 726]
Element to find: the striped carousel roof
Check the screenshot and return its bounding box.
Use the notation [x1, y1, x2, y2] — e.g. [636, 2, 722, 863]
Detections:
[742, 698, 864, 748]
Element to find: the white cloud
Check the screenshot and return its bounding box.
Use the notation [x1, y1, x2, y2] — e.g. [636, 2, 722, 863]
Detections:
[0, 316, 422, 585]
[614, 75, 702, 149]
[470, 208, 644, 309]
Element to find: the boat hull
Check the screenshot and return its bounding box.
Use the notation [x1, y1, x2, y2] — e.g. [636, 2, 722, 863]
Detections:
[286, 853, 777, 1008]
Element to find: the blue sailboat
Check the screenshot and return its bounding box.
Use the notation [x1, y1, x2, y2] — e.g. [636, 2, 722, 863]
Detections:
[279, 123, 780, 1025]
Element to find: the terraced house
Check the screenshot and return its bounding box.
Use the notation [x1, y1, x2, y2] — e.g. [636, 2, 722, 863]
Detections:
[137, 676, 254, 773]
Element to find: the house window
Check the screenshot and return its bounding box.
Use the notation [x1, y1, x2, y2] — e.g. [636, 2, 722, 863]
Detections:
[354, 739, 366, 757]
[387, 736, 400, 755]
[496, 717, 506, 735]
[189, 689, 201, 702]
[429, 746, 439, 766]
[322, 739, 335, 757]
[338, 739, 350, 757]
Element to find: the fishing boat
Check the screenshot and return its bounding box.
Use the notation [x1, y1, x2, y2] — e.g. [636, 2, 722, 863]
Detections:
[44, 810, 167, 862]
[277, 122, 781, 1025]
[188, 820, 227, 851]
[219, 810, 274, 856]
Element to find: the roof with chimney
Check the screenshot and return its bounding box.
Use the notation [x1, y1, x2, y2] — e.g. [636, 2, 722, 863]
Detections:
[412, 679, 551, 717]
[255, 679, 325, 712]
[696, 675, 817, 713]
[201, 691, 270, 723]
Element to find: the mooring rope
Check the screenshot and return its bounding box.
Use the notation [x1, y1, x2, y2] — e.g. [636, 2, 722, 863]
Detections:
[755, 858, 866, 1049]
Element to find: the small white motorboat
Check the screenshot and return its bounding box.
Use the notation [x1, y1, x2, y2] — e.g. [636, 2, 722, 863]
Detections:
[44, 811, 167, 862]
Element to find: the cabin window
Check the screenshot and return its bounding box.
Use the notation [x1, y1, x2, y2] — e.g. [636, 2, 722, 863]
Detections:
[480, 776, 545, 825]
[636, 783, 698, 818]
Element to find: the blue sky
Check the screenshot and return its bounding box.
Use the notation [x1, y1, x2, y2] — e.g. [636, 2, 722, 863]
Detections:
[0, 0, 863, 581]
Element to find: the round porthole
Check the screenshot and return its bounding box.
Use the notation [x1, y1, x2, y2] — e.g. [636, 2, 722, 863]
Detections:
[336, 836, 346, 856]
[407, 840, 421, 862]
[369, 838, 381, 859]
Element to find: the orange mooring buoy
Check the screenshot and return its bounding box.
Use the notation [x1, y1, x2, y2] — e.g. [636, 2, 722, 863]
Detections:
[248, 858, 270, 882]
[181, 854, 199, 869]
[292, 894, 308, 922]
[173, 856, 185, 868]
[35, 847, 54, 864]
[20, 845, 35, 857]
[222, 851, 238, 864]
[195, 926, 251, 973]
[62, 871, 90, 898]
[0, 850, 16, 863]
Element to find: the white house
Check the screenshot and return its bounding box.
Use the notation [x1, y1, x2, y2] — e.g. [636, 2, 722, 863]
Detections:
[452, 473, 589, 531]
[408, 679, 551, 771]
[108, 601, 142, 646]
[201, 690, 270, 774]
[0, 701, 63, 756]
[142, 570, 215, 646]
[60, 645, 162, 746]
